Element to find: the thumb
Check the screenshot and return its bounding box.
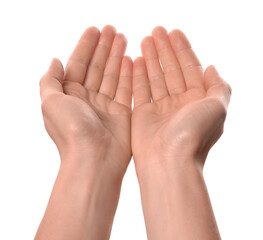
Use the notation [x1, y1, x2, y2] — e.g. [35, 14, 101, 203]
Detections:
[204, 65, 232, 109]
[40, 58, 64, 102]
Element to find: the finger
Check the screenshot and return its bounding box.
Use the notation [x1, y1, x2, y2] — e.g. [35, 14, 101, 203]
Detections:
[64, 27, 100, 84]
[40, 58, 64, 102]
[84, 25, 116, 91]
[115, 56, 133, 108]
[141, 36, 169, 101]
[204, 65, 232, 108]
[169, 29, 204, 90]
[152, 26, 186, 94]
[99, 34, 127, 99]
[133, 57, 151, 108]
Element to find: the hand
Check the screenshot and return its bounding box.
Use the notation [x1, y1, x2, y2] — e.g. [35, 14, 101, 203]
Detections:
[132, 27, 231, 174]
[36, 26, 132, 240]
[132, 27, 230, 240]
[40, 26, 132, 176]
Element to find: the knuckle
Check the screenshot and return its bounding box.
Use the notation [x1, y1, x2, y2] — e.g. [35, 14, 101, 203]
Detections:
[163, 64, 179, 74]
[182, 63, 202, 72]
[103, 72, 119, 79]
[219, 81, 232, 96]
[225, 82, 232, 95]
[89, 60, 104, 71]
[149, 74, 164, 83]
[117, 85, 132, 94]
[68, 58, 87, 68]
[133, 82, 150, 93]
[216, 98, 227, 119]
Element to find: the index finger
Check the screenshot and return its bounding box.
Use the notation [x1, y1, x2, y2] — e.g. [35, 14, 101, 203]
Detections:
[64, 27, 100, 84]
[169, 30, 204, 90]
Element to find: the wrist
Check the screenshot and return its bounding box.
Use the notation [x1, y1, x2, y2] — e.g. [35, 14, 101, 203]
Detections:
[59, 142, 128, 179]
[136, 157, 220, 240]
[133, 135, 208, 178]
[135, 152, 205, 183]
[59, 149, 125, 183]
[58, 161, 123, 199]
[36, 155, 123, 240]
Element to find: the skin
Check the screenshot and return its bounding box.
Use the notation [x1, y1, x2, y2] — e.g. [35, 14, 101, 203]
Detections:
[132, 26, 231, 239]
[35, 26, 133, 240]
[36, 25, 231, 240]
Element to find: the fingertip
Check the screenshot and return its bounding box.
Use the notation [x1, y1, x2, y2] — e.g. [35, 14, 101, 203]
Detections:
[49, 58, 56, 69]
[114, 33, 128, 46]
[208, 65, 217, 70]
[152, 26, 168, 39]
[100, 25, 117, 43]
[50, 58, 63, 68]
[40, 59, 64, 100]
[134, 56, 144, 65]
[141, 36, 153, 48]
[122, 55, 133, 66]
[141, 36, 155, 58]
[121, 56, 133, 76]
[133, 57, 147, 74]
[169, 29, 185, 38]
[97, 25, 117, 51]
[48, 58, 64, 80]
[118, 33, 128, 43]
[210, 64, 216, 69]
[86, 26, 100, 35]
[169, 29, 191, 49]
[82, 26, 100, 40]
[204, 65, 220, 78]
[102, 25, 117, 34]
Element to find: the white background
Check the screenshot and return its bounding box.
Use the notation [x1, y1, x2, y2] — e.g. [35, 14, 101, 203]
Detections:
[0, 0, 263, 239]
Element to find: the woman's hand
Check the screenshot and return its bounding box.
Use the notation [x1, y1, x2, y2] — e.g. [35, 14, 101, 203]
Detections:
[40, 26, 132, 176]
[132, 27, 231, 175]
[131, 26, 231, 240]
[36, 26, 132, 240]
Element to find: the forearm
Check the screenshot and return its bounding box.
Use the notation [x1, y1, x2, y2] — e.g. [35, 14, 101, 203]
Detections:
[35, 154, 123, 240]
[137, 158, 220, 240]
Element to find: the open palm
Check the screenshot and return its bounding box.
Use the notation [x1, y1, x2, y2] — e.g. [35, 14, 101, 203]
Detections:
[40, 26, 132, 174]
[132, 27, 231, 173]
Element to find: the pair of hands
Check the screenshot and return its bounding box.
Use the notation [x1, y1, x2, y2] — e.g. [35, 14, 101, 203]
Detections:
[40, 25, 231, 182]
[38, 25, 231, 240]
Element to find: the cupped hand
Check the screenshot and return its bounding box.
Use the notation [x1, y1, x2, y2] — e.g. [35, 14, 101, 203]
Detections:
[132, 27, 231, 173]
[40, 26, 132, 175]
